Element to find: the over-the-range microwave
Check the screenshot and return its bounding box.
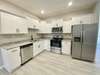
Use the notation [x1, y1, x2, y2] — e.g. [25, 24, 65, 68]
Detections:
[52, 26, 63, 33]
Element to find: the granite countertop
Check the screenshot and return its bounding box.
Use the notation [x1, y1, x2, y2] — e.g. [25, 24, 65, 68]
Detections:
[0, 37, 72, 50]
[0, 40, 32, 50]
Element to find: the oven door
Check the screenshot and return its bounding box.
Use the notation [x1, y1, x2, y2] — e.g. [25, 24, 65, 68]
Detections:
[51, 40, 62, 48]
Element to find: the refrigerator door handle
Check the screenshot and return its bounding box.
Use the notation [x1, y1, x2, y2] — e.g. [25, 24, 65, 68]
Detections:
[80, 31, 83, 43]
[82, 31, 84, 44]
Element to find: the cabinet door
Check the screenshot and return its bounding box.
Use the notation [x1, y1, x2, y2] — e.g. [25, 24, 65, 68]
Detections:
[44, 40, 50, 51]
[33, 42, 39, 56]
[72, 14, 98, 25]
[39, 22, 51, 33]
[1, 12, 18, 33]
[17, 18, 28, 33]
[8, 47, 21, 71]
[33, 41, 42, 56]
[1, 47, 21, 72]
[27, 17, 38, 28]
[63, 21, 72, 33]
[80, 14, 98, 24]
[45, 24, 52, 33]
[62, 40, 71, 55]
[1, 12, 28, 34]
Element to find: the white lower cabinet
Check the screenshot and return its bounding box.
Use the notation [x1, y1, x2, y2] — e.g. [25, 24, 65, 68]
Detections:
[1, 47, 21, 72]
[62, 40, 71, 55]
[44, 40, 50, 51]
[33, 40, 45, 56]
[33, 41, 38, 56]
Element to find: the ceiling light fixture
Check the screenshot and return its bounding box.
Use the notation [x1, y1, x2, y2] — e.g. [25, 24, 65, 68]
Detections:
[41, 10, 44, 14]
[68, 1, 72, 6]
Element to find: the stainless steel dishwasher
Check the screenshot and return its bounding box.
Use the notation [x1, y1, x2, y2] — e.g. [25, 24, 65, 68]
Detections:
[20, 43, 33, 65]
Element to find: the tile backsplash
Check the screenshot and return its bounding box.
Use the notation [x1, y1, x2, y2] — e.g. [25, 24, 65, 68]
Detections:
[0, 34, 31, 45]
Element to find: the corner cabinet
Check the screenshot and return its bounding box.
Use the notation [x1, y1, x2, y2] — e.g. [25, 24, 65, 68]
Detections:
[33, 40, 44, 56]
[39, 21, 52, 34]
[27, 17, 39, 30]
[0, 12, 28, 34]
[1, 47, 21, 72]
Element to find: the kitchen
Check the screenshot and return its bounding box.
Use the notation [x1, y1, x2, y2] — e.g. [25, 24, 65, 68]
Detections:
[0, 0, 100, 75]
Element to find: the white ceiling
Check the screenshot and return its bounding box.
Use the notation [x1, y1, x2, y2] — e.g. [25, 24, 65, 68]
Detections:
[5, 0, 98, 19]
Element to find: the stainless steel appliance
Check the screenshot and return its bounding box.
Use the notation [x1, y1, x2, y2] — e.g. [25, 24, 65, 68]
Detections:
[71, 24, 98, 62]
[52, 26, 63, 33]
[51, 26, 63, 54]
[50, 37, 63, 54]
[20, 43, 33, 65]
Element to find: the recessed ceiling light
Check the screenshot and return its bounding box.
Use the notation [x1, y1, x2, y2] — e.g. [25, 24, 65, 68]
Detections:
[41, 10, 44, 14]
[68, 1, 72, 6]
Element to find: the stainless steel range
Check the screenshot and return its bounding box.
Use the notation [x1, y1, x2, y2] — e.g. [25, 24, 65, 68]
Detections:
[50, 26, 63, 54]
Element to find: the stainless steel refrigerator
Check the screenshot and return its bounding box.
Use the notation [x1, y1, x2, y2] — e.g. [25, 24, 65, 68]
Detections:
[71, 24, 98, 62]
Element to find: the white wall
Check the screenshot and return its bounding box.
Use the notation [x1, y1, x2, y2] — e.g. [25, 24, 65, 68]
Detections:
[94, 2, 100, 61]
[0, 50, 3, 67]
[94, 2, 100, 45]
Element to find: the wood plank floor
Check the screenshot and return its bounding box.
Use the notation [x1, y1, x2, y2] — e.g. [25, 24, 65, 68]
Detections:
[1, 51, 100, 75]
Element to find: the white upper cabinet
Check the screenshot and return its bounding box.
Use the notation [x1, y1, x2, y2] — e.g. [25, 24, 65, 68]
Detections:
[51, 19, 71, 33]
[39, 21, 52, 33]
[51, 19, 63, 27]
[27, 17, 39, 29]
[0, 12, 28, 34]
[63, 21, 72, 33]
[63, 14, 98, 33]
[72, 14, 98, 25]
